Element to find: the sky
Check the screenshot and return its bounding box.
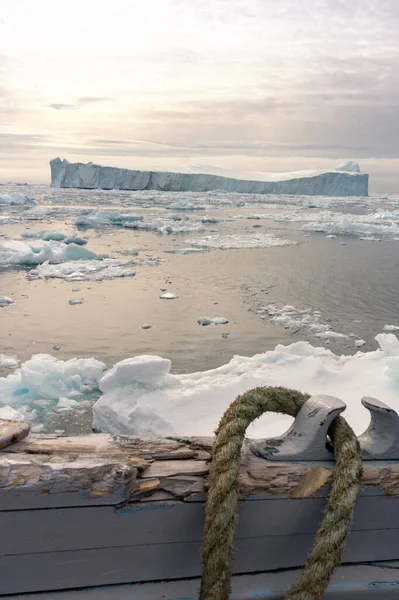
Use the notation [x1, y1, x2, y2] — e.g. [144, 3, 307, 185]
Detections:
[1, 0, 399, 192]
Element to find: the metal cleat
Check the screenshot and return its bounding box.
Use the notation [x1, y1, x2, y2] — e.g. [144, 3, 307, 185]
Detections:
[250, 395, 346, 461]
[358, 397, 399, 460]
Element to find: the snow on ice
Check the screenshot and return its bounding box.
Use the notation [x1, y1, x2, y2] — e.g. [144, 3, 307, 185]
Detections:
[187, 233, 297, 249]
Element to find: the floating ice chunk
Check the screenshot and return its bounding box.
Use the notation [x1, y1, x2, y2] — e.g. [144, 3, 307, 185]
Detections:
[0, 296, 14, 307]
[384, 325, 399, 332]
[355, 340, 366, 347]
[198, 317, 229, 326]
[167, 201, 205, 211]
[92, 334, 399, 437]
[0, 354, 106, 412]
[360, 236, 380, 242]
[28, 259, 136, 281]
[159, 292, 178, 299]
[188, 233, 297, 249]
[200, 216, 220, 224]
[100, 356, 172, 392]
[140, 324, 153, 329]
[75, 209, 143, 228]
[0, 355, 19, 369]
[0, 193, 36, 206]
[0, 240, 105, 266]
[260, 304, 348, 340]
[120, 248, 139, 256]
[164, 248, 203, 254]
[21, 230, 87, 244]
[315, 331, 349, 340]
[0, 406, 26, 421]
[69, 298, 83, 305]
[325, 235, 337, 239]
[124, 219, 203, 234]
[56, 397, 79, 411]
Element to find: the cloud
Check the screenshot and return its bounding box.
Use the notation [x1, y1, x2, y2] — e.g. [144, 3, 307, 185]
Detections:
[76, 97, 113, 104]
[48, 103, 76, 110]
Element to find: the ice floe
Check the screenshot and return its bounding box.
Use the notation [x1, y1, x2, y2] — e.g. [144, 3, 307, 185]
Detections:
[384, 325, 399, 332]
[0, 296, 14, 307]
[0, 240, 105, 266]
[259, 304, 347, 340]
[0, 354, 106, 422]
[187, 233, 297, 249]
[0, 193, 36, 206]
[28, 259, 137, 281]
[0, 355, 19, 369]
[159, 292, 178, 299]
[91, 334, 399, 437]
[75, 209, 143, 228]
[123, 219, 203, 234]
[198, 317, 229, 326]
[21, 230, 88, 244]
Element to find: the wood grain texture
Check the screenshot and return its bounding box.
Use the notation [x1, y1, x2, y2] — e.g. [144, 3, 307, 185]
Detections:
[2, 563, 399, 599]
[1, 528, 399, 595]
[0, 419, 29, 450]
[2, 433, 399, 507]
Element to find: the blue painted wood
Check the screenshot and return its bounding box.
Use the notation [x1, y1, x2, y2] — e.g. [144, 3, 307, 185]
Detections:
[1, 562, 399, 598]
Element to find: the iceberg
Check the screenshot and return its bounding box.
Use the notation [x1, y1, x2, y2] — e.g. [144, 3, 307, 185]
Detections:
[50, 158, 369, 197]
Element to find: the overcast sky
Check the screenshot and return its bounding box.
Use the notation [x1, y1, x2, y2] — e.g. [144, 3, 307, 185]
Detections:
[1, 0, 398, 191]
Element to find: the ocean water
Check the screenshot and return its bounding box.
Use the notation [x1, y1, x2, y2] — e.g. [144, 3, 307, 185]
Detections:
[1, 184, 399, 433]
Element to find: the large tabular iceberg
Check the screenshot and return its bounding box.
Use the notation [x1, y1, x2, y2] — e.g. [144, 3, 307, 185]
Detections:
[50, 158, 369, 197]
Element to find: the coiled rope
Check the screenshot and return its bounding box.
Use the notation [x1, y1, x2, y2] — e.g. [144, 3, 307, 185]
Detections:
[199, 386, 363, 600]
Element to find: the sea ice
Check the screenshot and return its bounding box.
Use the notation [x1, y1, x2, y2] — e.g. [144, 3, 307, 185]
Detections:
[260, 304, 346, 339]
[75, 209, 143, 228]
[28, 259, 137, 281]
[0, 354, 106, 414]
[92, 334, 399, 437]
[0, 240, 105, 266]
[0, 296, 14, 307]
[164, 248, 203, 254]
[355, 340, 366, 347]
[0, 355, 19, 369]
[198, 317, 229, 326]
[123, 219, 203, 234]
[0, 193, 36, 206]
[187, 233, 297, 249]
[384, 325, 399, 332]
[21, 230, 88, 245]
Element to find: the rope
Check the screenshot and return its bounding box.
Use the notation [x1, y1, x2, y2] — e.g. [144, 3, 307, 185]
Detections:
[199, 386, 363, 600]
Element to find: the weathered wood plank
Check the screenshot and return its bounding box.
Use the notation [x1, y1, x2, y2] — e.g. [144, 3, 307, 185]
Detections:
[2, 562, 399, 599]
[1, 529, 399, 595]
[0, 420, 29, 450]
[1, 495, 399, 557]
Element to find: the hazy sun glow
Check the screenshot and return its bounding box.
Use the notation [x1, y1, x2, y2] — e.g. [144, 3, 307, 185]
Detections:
[1, 0, 399, 190]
